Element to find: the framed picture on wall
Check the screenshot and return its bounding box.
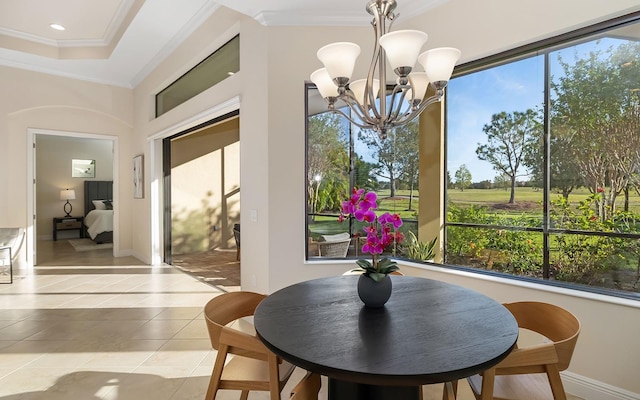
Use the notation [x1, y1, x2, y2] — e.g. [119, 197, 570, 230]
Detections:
[72, 159, 95, 178]
[133, 155, 144, 199]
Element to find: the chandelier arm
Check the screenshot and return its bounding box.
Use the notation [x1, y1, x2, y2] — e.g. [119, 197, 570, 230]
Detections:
[365, 11, 383, 120]
[328, 108, 376, 130]
[401, 91, 445, 121]
[386, 84, 409, 124]
[340, 91, 376, 125]
[377, 17, 388, 124]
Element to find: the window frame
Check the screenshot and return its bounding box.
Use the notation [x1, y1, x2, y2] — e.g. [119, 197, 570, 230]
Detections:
[443, 10, 640, 301]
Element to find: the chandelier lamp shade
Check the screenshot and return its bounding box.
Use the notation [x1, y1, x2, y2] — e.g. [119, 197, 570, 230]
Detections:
[60, 189, 76, 217]
[310, 0, 461, 139]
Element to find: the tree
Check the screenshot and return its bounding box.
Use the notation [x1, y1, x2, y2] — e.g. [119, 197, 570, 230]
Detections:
[394, 121, 420, 210]
[307, 113, 349, 213]
[494, 173, 510, 191]
[476, 109, 542, 203]
[454, 164, 472, 191]
[358, 121, 419, 200]
[446, 170, 454, 189]
[354, 156, 378, 191]
[524, 128, 583, 199]
[551, 42, 640, 219]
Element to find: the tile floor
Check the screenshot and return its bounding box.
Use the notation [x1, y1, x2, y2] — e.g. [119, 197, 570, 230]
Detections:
[0, 242, 581, 399]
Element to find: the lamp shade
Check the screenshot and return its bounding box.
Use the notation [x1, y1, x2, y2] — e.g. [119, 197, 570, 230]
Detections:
[407, 72, 429, 101]
[310, 68, 339, 98]
[317, 42, 361, 81]
[349, 79, 380, 106]
[379, 30, 428, 71]
[418, 47, 462, 83]
[60, 189, 76, 201]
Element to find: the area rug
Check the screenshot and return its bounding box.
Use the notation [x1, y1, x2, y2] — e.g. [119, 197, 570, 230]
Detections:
[68, 238, 113, 252]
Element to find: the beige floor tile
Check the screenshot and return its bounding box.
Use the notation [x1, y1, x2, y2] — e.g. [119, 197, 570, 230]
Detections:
[0, 352, 43, 369]
[154, 306, 203, 320]
[172, 318, 209, 340]
[140, 339, 210, 368]
[129, 319, 192, 340]
[0, 367, 77, 396]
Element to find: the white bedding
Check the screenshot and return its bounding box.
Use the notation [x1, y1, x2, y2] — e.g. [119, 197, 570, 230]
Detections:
[85, 210, 113, 240]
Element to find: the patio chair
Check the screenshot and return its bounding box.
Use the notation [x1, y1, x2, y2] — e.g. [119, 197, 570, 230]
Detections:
[317, 238, 351, 257]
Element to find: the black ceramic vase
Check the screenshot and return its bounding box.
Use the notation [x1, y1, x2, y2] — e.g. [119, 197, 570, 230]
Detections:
[357, 274, 392, 307]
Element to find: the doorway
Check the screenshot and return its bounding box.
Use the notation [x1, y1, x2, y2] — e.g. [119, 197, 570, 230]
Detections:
[28, 129, 118, 266]
[161, 112, 240, 290]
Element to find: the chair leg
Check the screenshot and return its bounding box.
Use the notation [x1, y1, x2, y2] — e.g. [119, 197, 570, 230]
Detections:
[443, 380, 458, 400]
[236, 246, 240, 261]
[240, 390, 249, 400]
[479, 369, 495, 400]
[268, 353, 282, 400]
[205, 345, 229, 400]
[546, 365, 568, 400]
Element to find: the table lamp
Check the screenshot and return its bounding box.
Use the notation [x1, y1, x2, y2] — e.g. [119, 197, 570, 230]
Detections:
[60, 189, 76, 217]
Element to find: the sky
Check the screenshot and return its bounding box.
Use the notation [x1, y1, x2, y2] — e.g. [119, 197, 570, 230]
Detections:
[447, 56, 545, 183]
[446, 36, 627, 183]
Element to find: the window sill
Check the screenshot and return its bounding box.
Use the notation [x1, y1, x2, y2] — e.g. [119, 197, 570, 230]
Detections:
[397, 259, 640, 309]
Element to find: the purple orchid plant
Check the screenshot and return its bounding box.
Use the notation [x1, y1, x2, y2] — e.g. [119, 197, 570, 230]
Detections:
[339, 188, 404, 282]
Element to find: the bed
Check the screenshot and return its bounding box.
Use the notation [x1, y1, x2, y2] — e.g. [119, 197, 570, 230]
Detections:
[83, 180, 113, 244]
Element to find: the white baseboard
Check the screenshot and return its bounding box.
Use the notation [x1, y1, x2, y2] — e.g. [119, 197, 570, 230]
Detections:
[563, 371, 640, 400]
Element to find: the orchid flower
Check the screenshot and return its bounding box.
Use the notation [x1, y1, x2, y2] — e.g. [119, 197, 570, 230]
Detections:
[338, 189, 404, 281]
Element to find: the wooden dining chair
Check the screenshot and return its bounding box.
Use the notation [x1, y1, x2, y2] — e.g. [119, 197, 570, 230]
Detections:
[445, 301, 581, 400]
[204, 291, 296, 400]
[289, 372, 321, 400]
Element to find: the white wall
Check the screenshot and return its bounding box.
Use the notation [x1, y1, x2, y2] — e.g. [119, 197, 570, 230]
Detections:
[0, 66, 134, 263]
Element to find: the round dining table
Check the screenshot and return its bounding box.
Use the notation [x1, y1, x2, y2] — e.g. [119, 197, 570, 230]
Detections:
[254, 275, 519, 400]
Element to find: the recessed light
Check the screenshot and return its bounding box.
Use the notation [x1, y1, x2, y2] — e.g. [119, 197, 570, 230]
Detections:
[50, 23, 65, 31]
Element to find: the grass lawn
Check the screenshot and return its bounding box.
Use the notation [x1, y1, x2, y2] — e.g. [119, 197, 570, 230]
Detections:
[447, 187, 640, 214]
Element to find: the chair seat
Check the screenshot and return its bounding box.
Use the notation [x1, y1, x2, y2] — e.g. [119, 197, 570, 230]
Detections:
[468, 372, 558, 400]
[220, 355, 296, 390]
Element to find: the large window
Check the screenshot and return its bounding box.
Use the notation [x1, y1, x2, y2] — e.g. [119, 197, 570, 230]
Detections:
[304, 12, 640, 299]
[305, 85, 425, 261]
[445, 13, 640, 299]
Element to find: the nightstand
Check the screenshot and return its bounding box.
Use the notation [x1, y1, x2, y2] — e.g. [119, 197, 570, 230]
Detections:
[53, 216, 84, 241]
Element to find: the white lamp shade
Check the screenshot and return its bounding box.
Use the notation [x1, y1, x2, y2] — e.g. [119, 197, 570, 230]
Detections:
[60, 189, 76, 201]
[418, 47, 462, 83]
[379, 30, 428, 71]
[317, 42, 361, 81]
[406, 72, 430, 103]
[349, 79, 380, 106]
[310, 68, 339, 98]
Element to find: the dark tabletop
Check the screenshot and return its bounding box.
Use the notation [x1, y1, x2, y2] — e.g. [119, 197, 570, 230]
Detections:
[254, 275, 518, 387]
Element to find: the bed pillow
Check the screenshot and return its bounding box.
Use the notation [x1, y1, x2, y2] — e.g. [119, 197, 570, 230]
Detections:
[92, 200, 107, 210]
[103, 200, 113, 210]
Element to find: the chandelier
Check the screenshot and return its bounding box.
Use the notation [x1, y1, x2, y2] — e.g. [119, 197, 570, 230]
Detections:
[310, 0, 461, 139]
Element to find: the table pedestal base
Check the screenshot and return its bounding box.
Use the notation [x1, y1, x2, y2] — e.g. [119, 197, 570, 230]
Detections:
[328, 378, 421, 400]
